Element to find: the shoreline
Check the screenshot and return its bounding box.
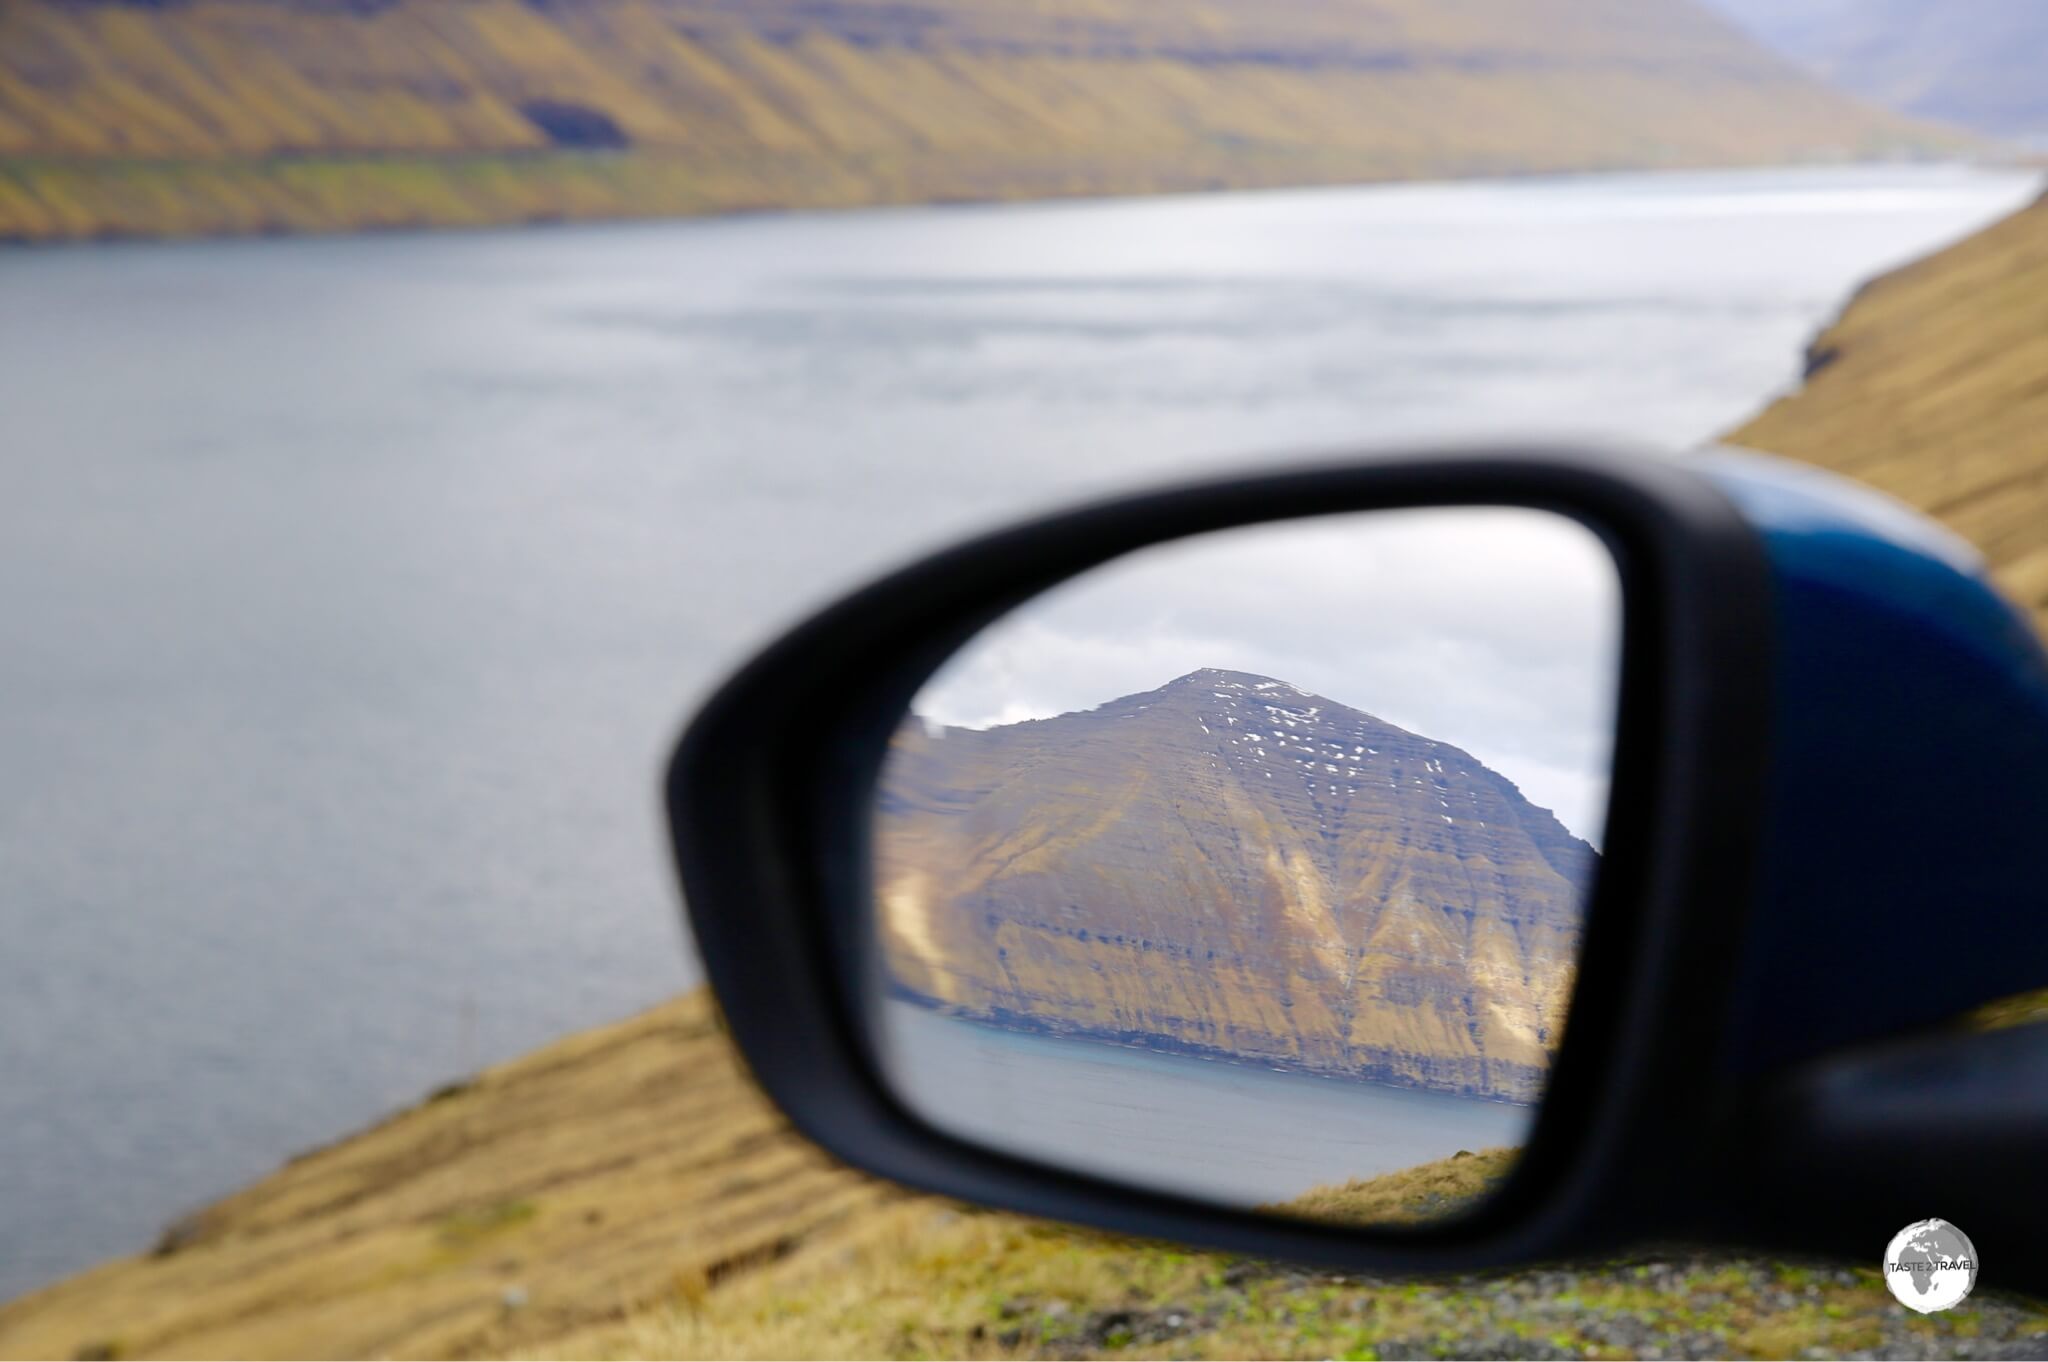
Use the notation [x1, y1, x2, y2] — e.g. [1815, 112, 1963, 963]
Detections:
[893, 995, 1541, 1109]
[0, 151, 1991, 251]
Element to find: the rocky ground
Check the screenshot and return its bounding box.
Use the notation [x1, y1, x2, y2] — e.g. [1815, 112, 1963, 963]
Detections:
[1012, 1251, 2048, 1361]
[567, 1188, 2048, 1360]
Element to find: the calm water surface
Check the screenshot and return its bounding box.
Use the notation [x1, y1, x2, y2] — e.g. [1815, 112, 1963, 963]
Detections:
[1, 163, 2039, 1298]
[885, 1003, 1530, 1210]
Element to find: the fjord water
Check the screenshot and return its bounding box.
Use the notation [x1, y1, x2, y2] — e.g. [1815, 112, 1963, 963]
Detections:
[887, 1002, 1531, 1212]
[0, 165, 2038, 1298]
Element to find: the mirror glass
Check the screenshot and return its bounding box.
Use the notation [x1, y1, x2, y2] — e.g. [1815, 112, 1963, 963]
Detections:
[867, 506, 1621, 1226]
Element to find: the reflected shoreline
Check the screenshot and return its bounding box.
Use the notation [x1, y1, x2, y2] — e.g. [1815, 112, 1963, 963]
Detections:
[884, 987, 1536, 1109]
[880, 997, 1534, 1213]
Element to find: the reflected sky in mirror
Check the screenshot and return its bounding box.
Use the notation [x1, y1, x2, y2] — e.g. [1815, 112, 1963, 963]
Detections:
[912, 506, 1621, 843]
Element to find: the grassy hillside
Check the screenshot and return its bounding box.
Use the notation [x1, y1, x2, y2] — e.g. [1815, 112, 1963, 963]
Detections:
[1729, 188, 2048, 627]
[0, 0, 1955, 242]
[5, 988, 2043, 1360]
[0, 992, 908, 1359]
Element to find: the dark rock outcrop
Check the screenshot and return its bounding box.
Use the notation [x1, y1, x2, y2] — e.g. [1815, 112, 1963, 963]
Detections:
[518, 100, 629, 150]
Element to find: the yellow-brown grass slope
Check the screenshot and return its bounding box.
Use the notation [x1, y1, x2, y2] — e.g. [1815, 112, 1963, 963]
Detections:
[0, 991, 912, 1360]
[0, 0, 1954, 241]
[877, 673, 1587, 1101]
[1728, 188, 2048, 632]
[1271, 1147, 1517, 1228]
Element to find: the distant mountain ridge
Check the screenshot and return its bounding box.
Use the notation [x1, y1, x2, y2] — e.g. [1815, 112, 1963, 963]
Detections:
[0, 0, 1953, 241]
[874, 669, 1594, 1101]
[1700, 0, 2048, 142]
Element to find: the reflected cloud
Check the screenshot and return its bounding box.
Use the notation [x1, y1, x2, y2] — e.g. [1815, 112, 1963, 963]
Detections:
[912, 506, 1621, 843]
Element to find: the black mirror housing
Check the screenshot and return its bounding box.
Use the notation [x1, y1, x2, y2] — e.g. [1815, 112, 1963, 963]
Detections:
[666, 443, 1780, 1274]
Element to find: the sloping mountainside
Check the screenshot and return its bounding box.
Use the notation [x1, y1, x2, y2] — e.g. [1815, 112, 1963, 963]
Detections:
[1700, 0, 2048, 142]
[1729, 188, 2048, 626]
[0, 0, 1952, 241]
[876, 669, 1593, 1102]
[0, 991, 914, 1359]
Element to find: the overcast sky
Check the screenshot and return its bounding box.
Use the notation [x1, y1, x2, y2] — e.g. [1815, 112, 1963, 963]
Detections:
[911, 506, 1623, 844]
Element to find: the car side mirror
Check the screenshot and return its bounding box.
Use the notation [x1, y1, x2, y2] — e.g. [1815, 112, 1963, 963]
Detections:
[666, 443, 2048, 1286]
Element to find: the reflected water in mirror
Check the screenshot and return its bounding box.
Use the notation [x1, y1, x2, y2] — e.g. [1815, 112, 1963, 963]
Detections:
[869, 507, 1621, 1226]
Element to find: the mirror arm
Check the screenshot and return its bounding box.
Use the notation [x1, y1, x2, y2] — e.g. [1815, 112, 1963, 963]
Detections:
[1722, 1023, 2048, 1292]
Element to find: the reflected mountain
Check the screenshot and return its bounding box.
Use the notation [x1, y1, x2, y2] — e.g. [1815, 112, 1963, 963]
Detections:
[874, 670, 1595, 1102]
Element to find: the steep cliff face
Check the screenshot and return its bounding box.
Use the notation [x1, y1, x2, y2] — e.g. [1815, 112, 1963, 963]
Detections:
[874, 669, 1593, 1101]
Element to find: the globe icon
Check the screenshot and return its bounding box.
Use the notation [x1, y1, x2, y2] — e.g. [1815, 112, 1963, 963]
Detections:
[1883, 1219, 1979, 1313]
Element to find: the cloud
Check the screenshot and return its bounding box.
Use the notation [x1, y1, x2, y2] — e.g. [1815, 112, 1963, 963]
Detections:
[912, 506, 1621, 843]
